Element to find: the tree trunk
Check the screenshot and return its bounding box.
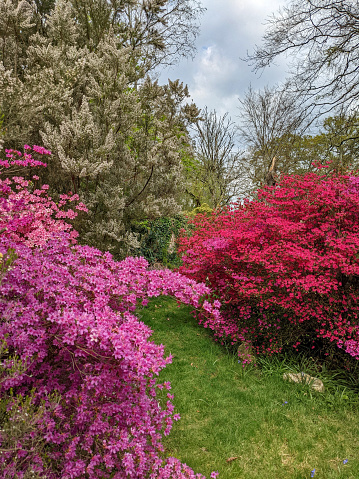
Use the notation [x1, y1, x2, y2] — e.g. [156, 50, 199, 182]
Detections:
[265, 156, 277, 186]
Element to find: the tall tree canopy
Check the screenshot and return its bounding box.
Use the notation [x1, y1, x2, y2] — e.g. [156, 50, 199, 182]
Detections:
[0, 0, 203, 256]
[239, 111, 359, 197]
[185, 108, 243, 208]
[248, 0, 359, 117]
[237, 84, 306, 194]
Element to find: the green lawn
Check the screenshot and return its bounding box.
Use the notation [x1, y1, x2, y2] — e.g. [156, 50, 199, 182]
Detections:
[137, 296, 359, 479]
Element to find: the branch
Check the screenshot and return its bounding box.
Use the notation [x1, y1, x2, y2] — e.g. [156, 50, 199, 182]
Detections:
[265, 156, 277, 186]
[125, 165, 154, 208]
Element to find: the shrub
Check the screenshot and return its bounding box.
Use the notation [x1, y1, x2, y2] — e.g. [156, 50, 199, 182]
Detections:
[133, 215, 188, 268]
[184, 203, 213, 218]
[0, 146, 87, 247]
[0, 148, 220, 478]
[178, 171, 359, 362]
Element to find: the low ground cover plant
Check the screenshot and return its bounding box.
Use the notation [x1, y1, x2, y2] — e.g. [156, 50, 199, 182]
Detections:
[0, 148, 220, 478]
[178, 169, 359, 364]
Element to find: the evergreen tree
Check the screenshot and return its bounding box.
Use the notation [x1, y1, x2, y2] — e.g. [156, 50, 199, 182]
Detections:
[0, 0, 202, 256]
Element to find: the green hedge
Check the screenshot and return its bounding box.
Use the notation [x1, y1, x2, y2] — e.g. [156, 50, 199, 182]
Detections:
[132, 215, 188, 268]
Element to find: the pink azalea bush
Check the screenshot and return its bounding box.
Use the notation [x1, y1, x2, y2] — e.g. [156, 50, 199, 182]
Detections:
[178, 170, 359, 361]
[0, 147, 87, 247]
[0, 148, 220, 478]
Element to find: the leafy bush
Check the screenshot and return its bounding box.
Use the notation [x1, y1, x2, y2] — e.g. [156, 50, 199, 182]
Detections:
[0, 148, 220, 478]
[0, 146, 87, 247]
[133, 215, 188, 268]
[184, 203, 213, 218]
[178, 170, 359, 362]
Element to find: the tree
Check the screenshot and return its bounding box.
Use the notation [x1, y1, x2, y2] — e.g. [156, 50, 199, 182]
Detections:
[185, 108, 244, 208]
[255, 132, 326, 178]
[245, 111, 359, 186]
[0, 0, 203, 256]
[112, 0, 205, 72]
[18, 0, 204, 74]
[0, 0, 35, 79]
[320, 111, 359, 172]
[237, 84, 307, 194]
[248, 0, 359, 118]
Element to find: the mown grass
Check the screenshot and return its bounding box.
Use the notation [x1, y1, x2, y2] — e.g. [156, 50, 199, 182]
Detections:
[137, 296, 359, 479]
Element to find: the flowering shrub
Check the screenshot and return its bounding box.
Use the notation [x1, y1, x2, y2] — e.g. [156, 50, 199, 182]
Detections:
[0, 147, 87, 247]
[0, 148, 219, 478]
[178, 171, 359, 361]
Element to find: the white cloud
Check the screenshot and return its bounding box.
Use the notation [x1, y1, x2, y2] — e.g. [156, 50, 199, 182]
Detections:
[158, 0, 288, 121]
[190, 45, 238, 115]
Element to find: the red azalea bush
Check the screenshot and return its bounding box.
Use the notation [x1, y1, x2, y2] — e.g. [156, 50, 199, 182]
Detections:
[178, 170, 359, 362]
[0, 148, 220, 478]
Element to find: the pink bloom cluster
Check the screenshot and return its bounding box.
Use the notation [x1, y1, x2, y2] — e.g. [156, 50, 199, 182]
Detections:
[178, 171, 359, 360]
[3, 146, 48, 170]
[0, 148, 219, 478]
[0, 148, 87, 247]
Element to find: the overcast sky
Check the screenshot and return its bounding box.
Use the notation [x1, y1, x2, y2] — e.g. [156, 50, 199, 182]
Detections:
[158, 0, 287, 122]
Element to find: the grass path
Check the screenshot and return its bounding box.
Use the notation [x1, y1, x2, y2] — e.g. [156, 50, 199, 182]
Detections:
[137, 296, 359, 479]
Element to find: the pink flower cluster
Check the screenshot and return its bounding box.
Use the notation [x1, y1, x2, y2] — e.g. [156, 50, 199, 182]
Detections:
[0, 148, 219, 478]
[178, 171, 359, 360]
[0, 148, 87, 247]
[3, 146, 48, 170]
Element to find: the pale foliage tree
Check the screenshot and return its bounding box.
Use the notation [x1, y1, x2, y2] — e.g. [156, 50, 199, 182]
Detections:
[0, 0, 202, 256]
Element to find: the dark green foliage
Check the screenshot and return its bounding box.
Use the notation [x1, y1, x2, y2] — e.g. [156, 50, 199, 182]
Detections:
[132, 215, 187, 267]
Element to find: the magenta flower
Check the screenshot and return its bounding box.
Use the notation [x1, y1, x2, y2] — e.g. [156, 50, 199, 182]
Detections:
[0, 146, 222, 478]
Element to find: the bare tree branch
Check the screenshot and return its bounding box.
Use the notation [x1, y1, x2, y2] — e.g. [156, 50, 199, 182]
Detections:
[247, 0, 359, 117]
[186, 108, 244, 207]
[237, 84, 308, 193]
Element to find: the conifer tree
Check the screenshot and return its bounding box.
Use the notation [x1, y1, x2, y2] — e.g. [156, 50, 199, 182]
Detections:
[0, 0, 202, 255]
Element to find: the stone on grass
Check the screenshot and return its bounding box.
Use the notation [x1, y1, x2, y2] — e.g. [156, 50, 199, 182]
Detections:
[283, 372, 325, 392]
